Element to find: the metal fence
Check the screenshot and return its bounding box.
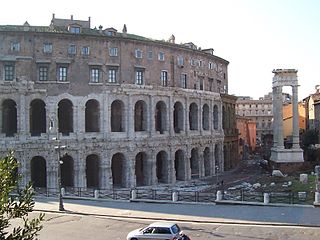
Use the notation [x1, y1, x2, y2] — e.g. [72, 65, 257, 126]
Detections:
[31, 187, 315, 205]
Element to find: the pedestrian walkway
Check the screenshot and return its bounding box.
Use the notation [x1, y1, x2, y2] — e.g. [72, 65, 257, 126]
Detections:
[34, 197, 320, 227]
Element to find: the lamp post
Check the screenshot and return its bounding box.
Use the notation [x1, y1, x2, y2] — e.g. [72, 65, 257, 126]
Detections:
[50, 119, 65, 211]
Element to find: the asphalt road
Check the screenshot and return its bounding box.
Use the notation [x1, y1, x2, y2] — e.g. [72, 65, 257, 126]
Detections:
[10, 211, 320, 240]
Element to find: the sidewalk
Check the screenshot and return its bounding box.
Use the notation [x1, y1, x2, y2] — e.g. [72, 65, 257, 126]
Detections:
[34, 197, 320, 227]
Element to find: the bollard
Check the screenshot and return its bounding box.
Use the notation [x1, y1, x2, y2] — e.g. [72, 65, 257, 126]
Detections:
[216, 190, 222, 201]
[131, 189, 137, 200]
[61, 187, 65, 196]
[263, 193, 270, 204]
[172, 192, 178, 202]
[315, 192, 320, 204]
[94, 190, 99, 199]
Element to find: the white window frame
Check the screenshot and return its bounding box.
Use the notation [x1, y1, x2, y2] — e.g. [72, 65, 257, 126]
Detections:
[177, 56, 184, 66]
[11, 42, 20, 52]
[161, 70, 168, 87]
[135, 69, 144, 85]
[4, 64, 15, 81]
[90, 67, 100, 83]
[109, 47, 118, 57]
[158, 52, 165, 61]
[180, 74, 187, 88]
[57, 66, 68, 82]
[108, 68, 117, 83]
[68, 44, 76, 55]
[135, 49, 143, 58]
[82, 46, 90, 56]
[38, 65, 49, 81]
[43, 43, 53, 53]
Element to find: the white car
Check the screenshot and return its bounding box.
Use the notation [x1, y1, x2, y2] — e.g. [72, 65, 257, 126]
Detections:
[126, 221, 183, 240]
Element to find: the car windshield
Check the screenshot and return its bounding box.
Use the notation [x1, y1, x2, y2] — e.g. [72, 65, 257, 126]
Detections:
[171, 224, 180, 234]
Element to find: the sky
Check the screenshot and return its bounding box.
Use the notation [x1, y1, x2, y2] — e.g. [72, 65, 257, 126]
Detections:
[1, 0, 319, 100]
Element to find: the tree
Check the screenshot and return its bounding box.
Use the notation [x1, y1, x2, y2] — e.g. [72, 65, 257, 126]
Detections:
[0, 151, 44, 239]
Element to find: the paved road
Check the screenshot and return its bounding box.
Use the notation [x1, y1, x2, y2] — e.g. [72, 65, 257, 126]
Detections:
[34, 197, 320, 227]
[8, 197, 320, 239]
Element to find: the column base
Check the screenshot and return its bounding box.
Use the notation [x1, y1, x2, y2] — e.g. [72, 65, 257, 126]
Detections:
[270, 147, 304, 173]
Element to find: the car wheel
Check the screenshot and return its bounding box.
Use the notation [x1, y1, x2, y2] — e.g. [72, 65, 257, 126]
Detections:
[130, 238, 138, 240]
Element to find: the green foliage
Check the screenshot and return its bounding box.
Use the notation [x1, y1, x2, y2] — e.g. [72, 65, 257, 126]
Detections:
[0, 151, 44, 240]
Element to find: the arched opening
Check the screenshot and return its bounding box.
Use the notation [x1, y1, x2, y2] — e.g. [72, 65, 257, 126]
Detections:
[111, 100, 125, 132]
[190, 148, 199, 179]
[58, 99, 73, 135]
[30, 156, 46, 188]
[2, 99, 17, 137]
[111, 153, 125, 188]
[60, 154, 74, 187]
[155, 101, 167, 134]
[85, 99, 100, 132]
[86, 154, 100, 188]
[204, 147, 211, 176]
[134, 100, 147, 131]
[174, 150, 185, 181]
[213, 105, 219, 130]
[189, 103, 198, 130]
[135, 152, 147, 186]
[156, 151, 168, 183]
[30, 99, 46, 136]
[173, 102, 184, 133]
[222, 106, 226, 129]
[202, 104, 209, 130]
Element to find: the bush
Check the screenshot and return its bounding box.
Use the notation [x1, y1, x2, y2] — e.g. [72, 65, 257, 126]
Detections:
[0, 151, 44, 239]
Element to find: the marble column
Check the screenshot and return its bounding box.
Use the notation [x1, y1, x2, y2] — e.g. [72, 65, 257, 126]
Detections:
[292, 86, 300, 148]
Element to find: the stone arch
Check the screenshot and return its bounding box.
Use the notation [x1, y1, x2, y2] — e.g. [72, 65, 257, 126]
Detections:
[111, 153, 125, 188]
[61, 154, 74, 187]
[190, 148, 199, 179]
[2, 99, 17, 136]
[202, 103, 209, 130]
[111, 100, 126, 132]
[213, 104, 219, 130]
[86, 154, 100, 188]
[155, 101, 167, 134]
[30, 156, 46, 188]
[30, 99, 46, 136]
[85, 99, 100, 132]
[204, 147, 211, 176]
[174, 149, 185, 181]
[173, 101, 184, 133]
[135, 152, 148, 186]
[189, 102, 198, 130]
[156, 151, 168, 183]
[58, 99, 73, 135]
[134, 100, 148, 131]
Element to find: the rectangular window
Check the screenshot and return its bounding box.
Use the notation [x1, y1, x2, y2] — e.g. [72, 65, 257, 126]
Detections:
[39, 66, 49, 81]
[135, 69, 144, 85]
[180, 74, 187, 88]
[10, 42, 20, 52]
[68, 44, 76, 55]
[147, 51, 153, 60]
[4, 64, 14, 81]
[90, 68, 100, 83]
[208, 77, 214, 91]
[57, 66, 67, 82]
[109, 47, 118, 57]
[161, 70, 168, 87]
[108, 69, 117, 83]
[69, 26, 81, 34]
[82, 46, 90, 56]
[177, 56, 184, 66]
[208, 62, 213, 70]
[158, 52, 165, 61]
[199, 78, 204, 90]
[43, 43, 53, 53]
[135, 49, 143, 58]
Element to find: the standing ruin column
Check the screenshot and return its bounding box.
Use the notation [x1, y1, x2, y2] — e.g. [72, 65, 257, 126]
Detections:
[292, 85, 300, 149]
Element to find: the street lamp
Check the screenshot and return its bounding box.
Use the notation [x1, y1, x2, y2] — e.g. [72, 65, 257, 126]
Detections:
[50, 119, 65, 211]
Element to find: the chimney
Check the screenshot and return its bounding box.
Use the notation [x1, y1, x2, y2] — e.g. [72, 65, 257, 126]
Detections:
[99, 25, 103, 34]
[88, 17, 91, 28]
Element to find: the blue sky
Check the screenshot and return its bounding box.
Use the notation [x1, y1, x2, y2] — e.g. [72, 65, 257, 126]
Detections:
[1, 0, 319, 100]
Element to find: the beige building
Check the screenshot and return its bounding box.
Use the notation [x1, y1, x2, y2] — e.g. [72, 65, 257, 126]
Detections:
[235, 95, 273, 142]
[0, 15, 229, 190]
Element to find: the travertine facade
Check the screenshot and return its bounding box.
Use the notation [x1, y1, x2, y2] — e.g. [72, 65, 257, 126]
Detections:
[0, 15, 228, 190]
